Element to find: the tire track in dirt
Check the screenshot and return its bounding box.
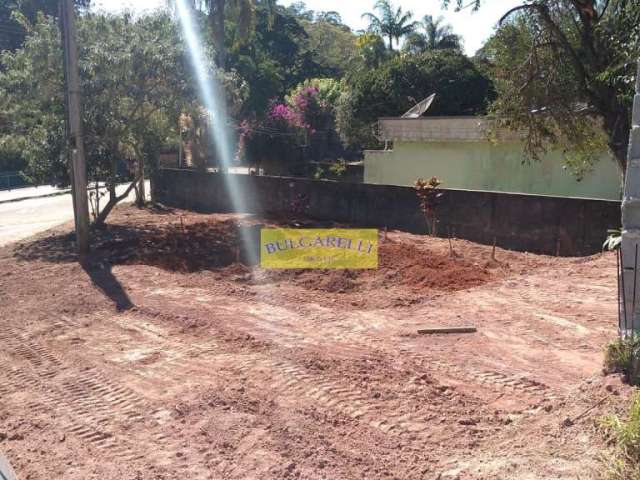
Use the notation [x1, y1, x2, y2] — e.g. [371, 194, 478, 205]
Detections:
[125, 307, 487, 442]
[122, 306, 443, 440]
[0, 326, 146, 461]
[260, 359, 435, 436]
[229, 355, 439, 439]
[134, 282, 558, 406]
[110, 312, 221, 388]
[217, 299, 558, 405]
[0, 320, 214, 476]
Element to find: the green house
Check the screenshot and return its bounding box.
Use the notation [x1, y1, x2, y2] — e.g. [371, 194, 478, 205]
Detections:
[364, 116, 622, 201]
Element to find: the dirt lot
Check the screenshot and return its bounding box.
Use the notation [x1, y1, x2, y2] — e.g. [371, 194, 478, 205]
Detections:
[0, 205, 632, 479]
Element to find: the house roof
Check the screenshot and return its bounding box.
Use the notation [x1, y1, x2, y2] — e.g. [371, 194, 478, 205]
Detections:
[377, 116, 522, 142]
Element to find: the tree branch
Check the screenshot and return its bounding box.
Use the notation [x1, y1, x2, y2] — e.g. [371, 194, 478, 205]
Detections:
[500, 3, 592, 97]
[94, 176, 141, 225]
[598, 0, 611, 20]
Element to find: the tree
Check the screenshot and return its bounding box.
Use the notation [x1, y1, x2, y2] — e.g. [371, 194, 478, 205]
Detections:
[286, 78, 342, 108]
[355, 32, 388, 68]
[361, 0, 418, 50]
[228, 2, 318, 117]
[314, 11, 342, 25]
[446, 0, 640, 174]
[0, 0, 90, 52]
[241, 79, 344, 173]
[300, 15, 357, 78]
[402, 32, 429, 55]
[421, 15, 461, 50]
[195, 0, 277, 69]
[402, 16, 462, 54]
[0, 13, 216, 224]
[285, 1, 314, 21]
[338, 49, 493, 148]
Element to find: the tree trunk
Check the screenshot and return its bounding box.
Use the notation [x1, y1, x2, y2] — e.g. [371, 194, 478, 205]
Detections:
[94, 177, 140, 226]
[210, 0, 226, 68]
[604, 111, 631, 176]
[137, 159, 146, 207]
[133, 144, 146, 207]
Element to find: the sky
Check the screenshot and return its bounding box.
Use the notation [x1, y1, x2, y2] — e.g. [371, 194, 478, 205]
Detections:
[93, 0, 523, 55]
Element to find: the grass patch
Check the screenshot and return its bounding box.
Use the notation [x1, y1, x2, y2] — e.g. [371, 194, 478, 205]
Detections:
[601, 393, 640, 479]
[604, 338, 640, 377]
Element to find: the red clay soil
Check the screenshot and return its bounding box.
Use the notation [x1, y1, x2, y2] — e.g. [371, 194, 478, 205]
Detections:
[258, 240, 496, 295]
[0, 204, 630, 480]
[128, 219, 494, 293]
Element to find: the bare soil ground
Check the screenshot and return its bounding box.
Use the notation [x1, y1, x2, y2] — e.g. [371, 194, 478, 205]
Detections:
[0, 205, 632, 479]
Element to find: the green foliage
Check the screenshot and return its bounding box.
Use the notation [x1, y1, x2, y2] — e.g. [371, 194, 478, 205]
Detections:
[0, 15, 68, 184]
[312, 164, 325, 180]
[414, 177, 443, 236]
[594, 1, 640, 110]
[226, 2, 356, 118]
[228, 2, 320, 117]
[286, 78, 342, 110]
[0, 0, 90, 52]
[601, 392, 640, 479]
[441, 0, 481, 11]
[362, 0, 418, 50]
[337, 49, 493, 148]
[604, 337, 640, 375]
[355, 32, 388, 68]
[0, 12, 224, 222]
[402, 15, 461, 55]
[402, 32, 429, 55]
[421, 15, 461, 50]
[328, 159, 346, 177]
[242, 80, 344, 173]
[481, 1, 639, 173]
[301, 18, 357, 78]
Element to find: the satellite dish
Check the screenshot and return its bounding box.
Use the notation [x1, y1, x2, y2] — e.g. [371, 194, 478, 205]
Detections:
[0, 453, 17, 480]
[401, 93, 436, 118]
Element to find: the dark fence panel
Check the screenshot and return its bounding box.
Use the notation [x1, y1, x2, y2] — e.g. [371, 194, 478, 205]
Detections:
[0, 172, 30, 190]
[152, 169, 621, 256]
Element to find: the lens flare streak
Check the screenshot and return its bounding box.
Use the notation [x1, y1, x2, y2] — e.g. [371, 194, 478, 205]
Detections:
[175, 0, 257, 265]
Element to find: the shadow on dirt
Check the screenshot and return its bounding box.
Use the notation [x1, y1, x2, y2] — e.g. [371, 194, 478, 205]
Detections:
[13, 218, 254, 272]
[12, 215, 251, 310]
[81, 260, 134, 311]
[12, 208, 499, 300]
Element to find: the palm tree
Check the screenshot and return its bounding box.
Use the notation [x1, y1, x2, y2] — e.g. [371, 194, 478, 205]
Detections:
[402, 32, 429, 55]
[180, 0, 274, 68]
[361, 0, 418, 51]
[421, 15, 461, 50]
[204, 0, 253, 68]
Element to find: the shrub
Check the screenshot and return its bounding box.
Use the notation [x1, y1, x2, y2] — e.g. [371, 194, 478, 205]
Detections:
[604, 338, 640, 377]
[601, 393, 640, 479]
[329, 159, 347, 178]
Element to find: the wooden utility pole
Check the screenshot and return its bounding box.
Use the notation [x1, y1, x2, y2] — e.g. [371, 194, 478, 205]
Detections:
[60, 0, 90, 255]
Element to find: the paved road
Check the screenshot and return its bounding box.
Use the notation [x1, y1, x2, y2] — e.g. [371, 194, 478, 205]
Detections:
[0, 185, 70, 203]
[0, 183, 147, 247]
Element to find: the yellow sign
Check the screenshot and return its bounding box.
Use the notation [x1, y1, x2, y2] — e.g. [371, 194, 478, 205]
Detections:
[260, 228, 378, 269]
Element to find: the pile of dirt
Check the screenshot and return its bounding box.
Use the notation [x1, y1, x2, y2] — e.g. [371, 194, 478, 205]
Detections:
[15, 208, 498, 294]
[95, 219, 242, 272]
[128, 220, 240, 271]
[255, 239, 494, 294]
[376, 240, 492, 291]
